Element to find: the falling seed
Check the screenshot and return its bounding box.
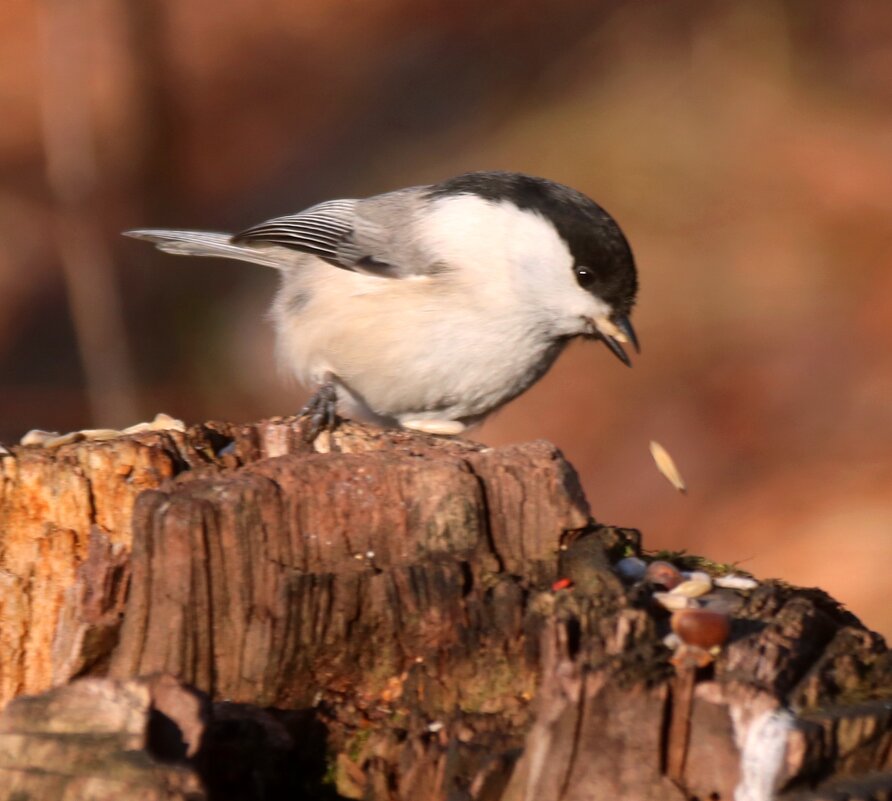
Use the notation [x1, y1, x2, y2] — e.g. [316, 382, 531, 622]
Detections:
[714, 574, 759, 591]
[649, 441, 687, 493]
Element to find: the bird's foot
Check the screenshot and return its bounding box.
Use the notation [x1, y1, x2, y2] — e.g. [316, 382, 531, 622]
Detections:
[299, 382, 339, 442]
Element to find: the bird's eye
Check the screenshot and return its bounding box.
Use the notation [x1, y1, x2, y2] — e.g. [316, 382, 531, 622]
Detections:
[575, 266, 596, 289]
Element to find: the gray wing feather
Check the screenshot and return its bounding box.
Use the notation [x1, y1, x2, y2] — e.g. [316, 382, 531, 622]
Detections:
[123, 229, 289, 269]
[232, 188, 435, 278]
[232, 199, 359, 266]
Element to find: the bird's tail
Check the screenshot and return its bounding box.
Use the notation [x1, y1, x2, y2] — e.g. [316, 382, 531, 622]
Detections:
[124, 229, 286, 269]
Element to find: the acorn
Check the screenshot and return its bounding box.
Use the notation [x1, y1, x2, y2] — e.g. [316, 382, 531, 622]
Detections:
[671, 608, 731, 649]
[645, 560, 683, 589]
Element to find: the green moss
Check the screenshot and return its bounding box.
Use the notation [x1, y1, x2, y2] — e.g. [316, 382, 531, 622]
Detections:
[455, 654, 537, 714]
[346, 728, 373, 762]
[642, 548, 752, 577]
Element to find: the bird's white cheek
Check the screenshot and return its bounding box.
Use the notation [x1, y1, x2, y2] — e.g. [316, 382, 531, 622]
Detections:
[546, 291, 612, 336]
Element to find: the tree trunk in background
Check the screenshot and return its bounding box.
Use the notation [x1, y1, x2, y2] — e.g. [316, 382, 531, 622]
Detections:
[0, 419, 890, 800]
[37, 0, 140, 428]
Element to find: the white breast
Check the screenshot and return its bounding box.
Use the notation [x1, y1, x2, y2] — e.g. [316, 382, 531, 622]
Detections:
[270, 194, 599, 425]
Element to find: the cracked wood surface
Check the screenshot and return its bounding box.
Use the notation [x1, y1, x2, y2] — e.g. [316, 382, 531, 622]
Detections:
[0, 416, 890, 801]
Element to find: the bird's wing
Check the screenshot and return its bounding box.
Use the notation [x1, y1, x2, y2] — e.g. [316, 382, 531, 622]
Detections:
[231, 189, 431, 278]
[231, 198, 360, 268]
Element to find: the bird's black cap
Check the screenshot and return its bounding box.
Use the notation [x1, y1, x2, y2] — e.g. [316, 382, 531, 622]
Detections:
[428, 171, 638, 317]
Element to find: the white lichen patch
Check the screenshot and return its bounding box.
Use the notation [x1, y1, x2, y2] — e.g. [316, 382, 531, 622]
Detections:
[733, 708, 794, 801]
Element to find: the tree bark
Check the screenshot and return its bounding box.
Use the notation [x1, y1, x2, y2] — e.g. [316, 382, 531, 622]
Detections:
[0, 417, 889, 800]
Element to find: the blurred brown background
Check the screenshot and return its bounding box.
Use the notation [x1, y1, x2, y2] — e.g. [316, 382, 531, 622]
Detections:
[2, 1, 890, 636]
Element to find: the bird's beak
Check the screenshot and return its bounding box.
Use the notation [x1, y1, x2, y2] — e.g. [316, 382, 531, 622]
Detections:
[616, 314, 640, 354]
[592, 315, 638, 367]
[599, 332, 631, 366]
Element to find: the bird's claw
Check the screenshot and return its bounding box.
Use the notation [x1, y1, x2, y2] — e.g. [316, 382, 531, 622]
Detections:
[299, 383, 339, 442]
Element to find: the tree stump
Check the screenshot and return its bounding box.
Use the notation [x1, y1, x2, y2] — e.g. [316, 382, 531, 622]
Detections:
[0, 417, 889, 800]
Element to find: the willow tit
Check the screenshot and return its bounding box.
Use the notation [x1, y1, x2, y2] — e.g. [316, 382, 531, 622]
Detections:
[126, 171, 638, 437]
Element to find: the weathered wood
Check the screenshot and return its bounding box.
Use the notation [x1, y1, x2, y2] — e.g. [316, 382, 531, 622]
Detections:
[0, 418, 527, 704]
[107, 440, 589, 709]
[0, 416, 890, 801]
[0, 675, 205, 799]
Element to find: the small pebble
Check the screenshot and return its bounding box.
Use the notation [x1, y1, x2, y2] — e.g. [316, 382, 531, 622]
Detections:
[714, 574, 759, 591]
[671, 608, 731, 649]
[615, 556, 647, 582]
[645, 560, 683, 589]
[653, 592, 693, 611]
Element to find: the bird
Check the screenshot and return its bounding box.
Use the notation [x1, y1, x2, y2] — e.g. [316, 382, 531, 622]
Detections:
[125, 170, 638, 438]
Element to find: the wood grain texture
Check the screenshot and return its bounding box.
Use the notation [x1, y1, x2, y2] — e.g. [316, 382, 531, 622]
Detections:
[0, 416, 890, 800]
